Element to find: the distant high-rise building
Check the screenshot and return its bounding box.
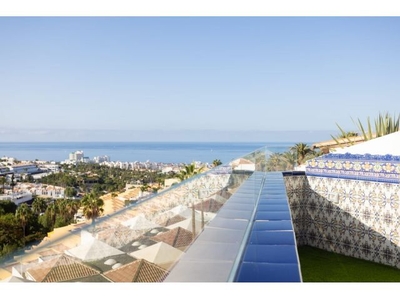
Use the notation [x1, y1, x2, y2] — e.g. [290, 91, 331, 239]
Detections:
[69, 150, 84, 162]
[93, 155, 111, 163]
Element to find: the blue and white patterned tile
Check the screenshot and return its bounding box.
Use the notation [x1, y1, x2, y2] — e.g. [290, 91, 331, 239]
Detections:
[285, 174, 400, 269]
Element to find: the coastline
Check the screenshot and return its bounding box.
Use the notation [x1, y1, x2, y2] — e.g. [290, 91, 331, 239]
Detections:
[0, 141, 301, 164]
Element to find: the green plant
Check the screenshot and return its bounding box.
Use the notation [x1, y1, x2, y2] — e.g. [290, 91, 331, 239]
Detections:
[332, 112, 400, 146]
[177, 162, 205, 181]
[212, 159, 222, 167]
[354, 111, 400, 140]
[81, 192, 104, 226]
[290, 143, 314, 166]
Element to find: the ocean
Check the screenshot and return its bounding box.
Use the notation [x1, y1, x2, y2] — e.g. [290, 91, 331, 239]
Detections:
[0, 141, 307, 165]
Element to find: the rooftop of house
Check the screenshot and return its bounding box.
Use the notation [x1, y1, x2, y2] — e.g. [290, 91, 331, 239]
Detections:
[332, 131, 400, 156]
[311, 130, 400, 157]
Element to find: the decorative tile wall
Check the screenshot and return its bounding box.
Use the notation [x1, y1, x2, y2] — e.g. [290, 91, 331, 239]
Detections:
[284, 153, 400, 269]
[306, 153, 400, 184]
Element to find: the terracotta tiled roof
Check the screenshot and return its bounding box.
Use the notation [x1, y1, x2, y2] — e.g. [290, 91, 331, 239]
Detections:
[161, 214, 186, 227]
[150, 227, 193, 249]
[103, 259, 169, 282]
[68, 274, 112, 282]
[193, 199, 223, 213]
[26, 254, 100, 282]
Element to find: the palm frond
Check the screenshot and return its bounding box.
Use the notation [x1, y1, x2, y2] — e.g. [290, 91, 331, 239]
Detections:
[331, 122, 356, 147]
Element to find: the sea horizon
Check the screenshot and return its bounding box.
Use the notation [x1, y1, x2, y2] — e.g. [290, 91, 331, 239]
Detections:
[0, 141, 316, 165]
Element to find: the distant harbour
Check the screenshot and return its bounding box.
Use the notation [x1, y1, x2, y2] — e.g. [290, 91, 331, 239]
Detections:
[0, 141, 314, 164]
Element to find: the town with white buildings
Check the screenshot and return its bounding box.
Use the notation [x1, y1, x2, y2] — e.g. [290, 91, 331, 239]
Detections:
[0, 150, 210, 206]
[0, 155, 64, 204]
[64, 150, 207, 174]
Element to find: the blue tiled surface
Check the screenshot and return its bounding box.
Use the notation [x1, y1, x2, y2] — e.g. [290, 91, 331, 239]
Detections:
[234, 172, 302, 282]
[255, 211, 292, 220]
[242, 244, 299, 263]
[256, 204, 290, 212]
[235, 262, 302, 282]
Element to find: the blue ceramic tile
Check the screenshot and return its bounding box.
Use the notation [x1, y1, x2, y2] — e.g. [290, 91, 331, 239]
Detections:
[255, 211, 292, 221]
[256, 204, 290, 212]
[242, 244, 299, 263]
[258, 197, 288, 204]
[261, 191, 288, 196]
[249, 231, 296, 245]
[235, 262, 301, 282]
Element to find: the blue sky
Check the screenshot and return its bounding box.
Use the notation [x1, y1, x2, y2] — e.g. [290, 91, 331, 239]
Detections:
[1, 14, 400, 142]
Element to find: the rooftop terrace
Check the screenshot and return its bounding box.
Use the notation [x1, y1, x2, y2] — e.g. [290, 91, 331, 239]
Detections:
[1, 133, 400, 285]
